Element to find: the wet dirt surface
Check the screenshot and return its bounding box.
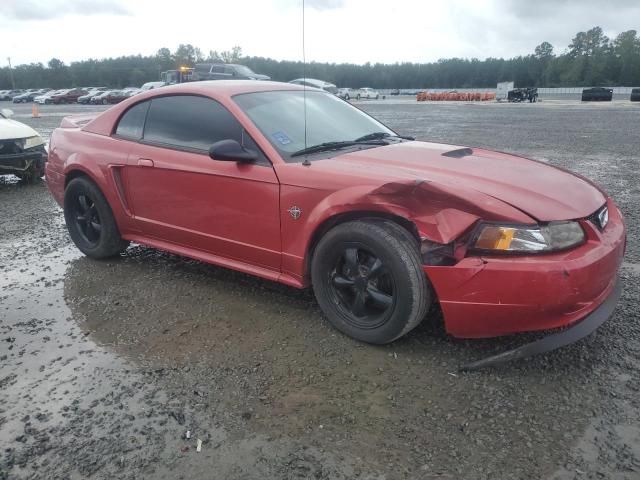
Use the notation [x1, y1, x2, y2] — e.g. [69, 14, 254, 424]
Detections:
[1, 101, 639, 479]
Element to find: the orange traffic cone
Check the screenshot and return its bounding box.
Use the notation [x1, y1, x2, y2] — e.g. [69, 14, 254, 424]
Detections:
[32, 103, 40, 118]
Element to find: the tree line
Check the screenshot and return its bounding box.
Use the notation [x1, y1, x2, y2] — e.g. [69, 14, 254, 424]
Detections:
[1, 27, 638, 90]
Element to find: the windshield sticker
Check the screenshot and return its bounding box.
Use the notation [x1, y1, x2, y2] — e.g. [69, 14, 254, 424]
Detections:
[272, 131, 291, 145]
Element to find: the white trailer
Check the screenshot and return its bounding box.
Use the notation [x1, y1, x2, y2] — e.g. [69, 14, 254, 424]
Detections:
[496, 81, 514, 102]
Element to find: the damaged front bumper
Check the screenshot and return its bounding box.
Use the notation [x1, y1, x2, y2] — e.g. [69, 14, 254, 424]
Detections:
[459, 278, 621, 370]
[423, 199, 626, 369]
[0, 149, 46, 175]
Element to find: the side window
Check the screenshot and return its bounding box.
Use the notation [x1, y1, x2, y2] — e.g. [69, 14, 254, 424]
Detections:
[212, 65, 225, 74]
[143, 95, 269, 164]
[115, 100, 150, 140]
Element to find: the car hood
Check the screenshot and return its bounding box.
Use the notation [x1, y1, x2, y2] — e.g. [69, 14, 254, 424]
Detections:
[0, 118, 41, 141]
[309, 142, 606, 222]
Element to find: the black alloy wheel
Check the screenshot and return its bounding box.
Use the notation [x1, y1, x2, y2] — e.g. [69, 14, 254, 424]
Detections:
[329, 245, 395, 329]
[63, 176, 129, 258]
[311, 220, 431, 344]
[69, 193, 102, 247]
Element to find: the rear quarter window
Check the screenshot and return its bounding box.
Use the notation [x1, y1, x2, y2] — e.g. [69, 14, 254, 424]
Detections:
[115, 101, 150, 139]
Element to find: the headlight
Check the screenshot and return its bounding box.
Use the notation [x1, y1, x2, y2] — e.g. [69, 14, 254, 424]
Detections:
[472, 222, 585, 253]
[24, 135, 45, 150]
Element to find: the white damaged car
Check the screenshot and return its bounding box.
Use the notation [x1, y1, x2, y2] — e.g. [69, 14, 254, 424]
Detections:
[0, 108, 47, 182]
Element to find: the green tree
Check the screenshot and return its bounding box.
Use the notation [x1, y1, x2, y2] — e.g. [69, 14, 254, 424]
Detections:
[534, 42, 554, 59]
[614, 30, 640, 86]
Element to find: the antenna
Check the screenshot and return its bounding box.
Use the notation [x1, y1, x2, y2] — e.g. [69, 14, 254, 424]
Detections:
[301, 0, 311, 166]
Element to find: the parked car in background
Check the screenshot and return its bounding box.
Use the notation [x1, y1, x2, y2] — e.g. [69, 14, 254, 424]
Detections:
[77, 90, 105, 104]
[80, 87, 107, 93]
[35, 90, 64, 104]
[141, 81, 165, 91]
[358, 87, 380, 100]
[390, 89, 400, 96]
[12, 89, 49, 103]
[338, 88, 380, 100]
[90, 90, 118, 105]
[581, 87, 613, 101]
[192, 63, 270, 81]
[289, 78, 338, 94]
[90, 90, 133, 105]
[0, 107, 47, 182]
[49, 88, 88, 104]
[124, 88, 142, 97]
[0, 90, 25, 101]
[630, 88, 640, 102]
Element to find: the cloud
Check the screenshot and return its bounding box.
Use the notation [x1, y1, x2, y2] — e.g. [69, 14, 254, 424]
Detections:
[306, 0, 345, 10]
[2, 0, 130, 21]
[272, 0, 346, 11]
[498, 0, 640, 19]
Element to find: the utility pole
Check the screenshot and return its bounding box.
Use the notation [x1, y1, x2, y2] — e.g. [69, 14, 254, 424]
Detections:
[7, 57, 15, 89]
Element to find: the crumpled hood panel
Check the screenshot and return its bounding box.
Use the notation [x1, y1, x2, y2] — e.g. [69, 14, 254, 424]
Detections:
[313, 142, 605, 221]
[0, 118, 41, 142]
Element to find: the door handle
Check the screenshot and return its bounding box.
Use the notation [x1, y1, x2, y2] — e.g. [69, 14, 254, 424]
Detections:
[137, 158, 154, 167]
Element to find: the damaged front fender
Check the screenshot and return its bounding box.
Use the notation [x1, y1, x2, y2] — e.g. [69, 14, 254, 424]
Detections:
[366, 179, 534, 244]
[279, 178, 534, 284]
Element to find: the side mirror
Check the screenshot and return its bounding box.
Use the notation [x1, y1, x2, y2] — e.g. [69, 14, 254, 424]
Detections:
[209, 139, 258, 163]
[1, 108, 14, 118]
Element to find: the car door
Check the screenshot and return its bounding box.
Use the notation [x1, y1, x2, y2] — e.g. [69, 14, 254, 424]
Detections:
[118, 94, 282, 271]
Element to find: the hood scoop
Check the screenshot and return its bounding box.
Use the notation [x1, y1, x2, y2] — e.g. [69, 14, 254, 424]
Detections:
[442, 147, 473, 158]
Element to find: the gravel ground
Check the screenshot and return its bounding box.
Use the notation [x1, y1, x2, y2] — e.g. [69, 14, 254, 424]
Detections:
[0, 100, 638, 479]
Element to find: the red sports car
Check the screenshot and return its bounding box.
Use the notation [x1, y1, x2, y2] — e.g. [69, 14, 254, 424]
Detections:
[45, 81, 625, 368]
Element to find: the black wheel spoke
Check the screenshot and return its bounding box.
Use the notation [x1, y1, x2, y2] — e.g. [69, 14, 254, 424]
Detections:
[366, 258, 383, 279]
[344, 247, 359, 275]
[333, 274, 354, 289]
[327, 243, 396, 328]
[85, 223, 98, 242]
[78, 195, 89, 213]
[366, 286, 393, 310]
[351, 290, 366, 317]
[73, 193, 101, 246]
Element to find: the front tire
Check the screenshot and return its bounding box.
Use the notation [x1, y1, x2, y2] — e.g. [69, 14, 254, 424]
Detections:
[311, 220, 430, 344]
[64, 177, 129, 258]
[16, 165, 43, 183]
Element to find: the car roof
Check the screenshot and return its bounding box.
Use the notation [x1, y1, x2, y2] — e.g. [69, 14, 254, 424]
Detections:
[151, 80, 306, 97]
[81, 81, 315, 137]
[289, 78, 335, 87]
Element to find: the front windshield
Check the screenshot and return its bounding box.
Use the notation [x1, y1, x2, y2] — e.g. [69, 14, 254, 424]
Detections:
[234, 90, 395, 162]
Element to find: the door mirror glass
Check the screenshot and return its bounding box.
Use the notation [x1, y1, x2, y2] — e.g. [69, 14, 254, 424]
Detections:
[209, 139, 258, 163]
[1, 108, 14, 118]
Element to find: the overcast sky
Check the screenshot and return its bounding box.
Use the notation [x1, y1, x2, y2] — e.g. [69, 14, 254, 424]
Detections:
[2, 0, 639, 66]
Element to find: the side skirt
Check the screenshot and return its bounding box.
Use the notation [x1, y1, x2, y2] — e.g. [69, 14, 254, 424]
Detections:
[123, 234, 305, 289]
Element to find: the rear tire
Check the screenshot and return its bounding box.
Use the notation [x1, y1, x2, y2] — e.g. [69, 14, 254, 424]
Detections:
[311, 220, 430, 344]
[63, 177, 129, 258]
